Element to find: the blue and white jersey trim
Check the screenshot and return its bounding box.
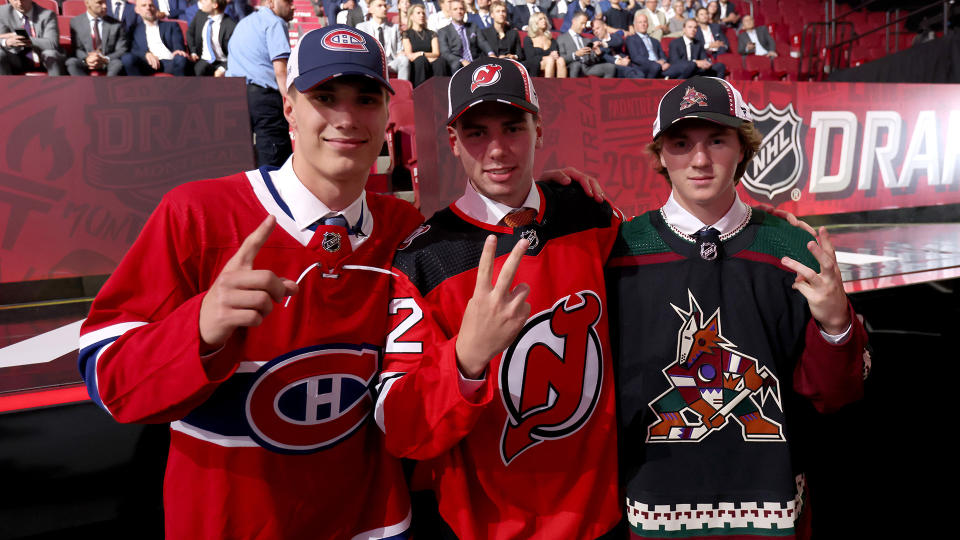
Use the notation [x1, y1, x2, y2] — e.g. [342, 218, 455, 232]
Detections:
[78, 321, 149, 415]
[351, 508, 412, 540]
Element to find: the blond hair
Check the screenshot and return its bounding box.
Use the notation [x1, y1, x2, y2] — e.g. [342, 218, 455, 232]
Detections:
[527, 11, 550, 38]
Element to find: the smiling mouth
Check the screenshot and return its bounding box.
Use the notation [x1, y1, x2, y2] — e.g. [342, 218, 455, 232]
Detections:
[485, 166, 516, 175]
[325, 138, 368, 147]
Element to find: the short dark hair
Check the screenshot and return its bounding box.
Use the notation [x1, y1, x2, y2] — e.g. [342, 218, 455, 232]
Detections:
[645, 122, 763, 184]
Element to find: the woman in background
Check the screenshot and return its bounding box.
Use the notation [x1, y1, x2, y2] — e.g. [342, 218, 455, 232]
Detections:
[521, 11, 566, 77]
[402, 3, 444, 87]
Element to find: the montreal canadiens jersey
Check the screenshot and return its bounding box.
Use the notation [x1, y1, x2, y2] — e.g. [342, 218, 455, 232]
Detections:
[78, 168, 424, 539]
[606, 209, 867, 540]
[376, 182, 623, 540]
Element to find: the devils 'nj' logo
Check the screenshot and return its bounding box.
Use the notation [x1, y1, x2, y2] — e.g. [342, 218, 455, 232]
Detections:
[471, 64, 503, 92]
[499, 291, 603, 465]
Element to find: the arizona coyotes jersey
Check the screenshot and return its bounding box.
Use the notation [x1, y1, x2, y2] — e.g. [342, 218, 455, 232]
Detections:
[377, 183, 623, 540]
[78, 168, 424, 539]
[606, 210, 867, 539]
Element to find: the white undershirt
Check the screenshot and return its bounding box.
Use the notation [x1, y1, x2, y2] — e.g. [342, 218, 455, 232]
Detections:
[145, 21, 174, 60]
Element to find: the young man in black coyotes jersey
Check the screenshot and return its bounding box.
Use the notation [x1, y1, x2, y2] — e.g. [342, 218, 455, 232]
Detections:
[607, 76, 868, 539]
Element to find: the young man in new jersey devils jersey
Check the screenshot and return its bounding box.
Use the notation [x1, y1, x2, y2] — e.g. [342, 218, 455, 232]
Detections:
[375, 57, 624, 539]
[78, 26, 424, 538]
[607, 77, 868, 539]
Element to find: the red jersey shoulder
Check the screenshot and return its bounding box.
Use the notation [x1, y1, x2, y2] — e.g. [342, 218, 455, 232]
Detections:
[366, 191, 425, 245]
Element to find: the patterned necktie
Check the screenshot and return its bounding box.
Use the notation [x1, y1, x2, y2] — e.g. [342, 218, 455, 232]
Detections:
[92, 18, 101, 51]
[22, 15, 33, 38]
[503, 208, 537, 228]
[458, 24, 473, 62]
[204, 18, 214, 61]
[115, 1, 123, 20]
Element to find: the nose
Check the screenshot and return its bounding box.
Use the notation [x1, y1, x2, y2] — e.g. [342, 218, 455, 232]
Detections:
[487, 133, 509, 160]
[690, 141, 711, 168]
[328, 103, 360, 132]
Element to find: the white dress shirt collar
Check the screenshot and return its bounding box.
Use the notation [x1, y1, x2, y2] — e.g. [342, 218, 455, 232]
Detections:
[269, 156, 373, 243]
[455, 180, 541, 225]
[661, 191, 749, 237]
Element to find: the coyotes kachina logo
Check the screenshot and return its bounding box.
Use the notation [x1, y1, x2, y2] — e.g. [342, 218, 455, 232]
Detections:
[499, 291, 603, 465]
[740, 103, 806, 204]
[679, 86, 708, 110]
[647, 291, 785, 443]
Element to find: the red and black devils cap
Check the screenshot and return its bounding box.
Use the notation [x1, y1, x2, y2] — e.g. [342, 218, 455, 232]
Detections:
[446, 58, 539, 126]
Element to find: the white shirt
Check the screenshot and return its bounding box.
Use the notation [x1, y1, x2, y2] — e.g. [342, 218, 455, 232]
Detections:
[145, 21, 174, 60]
[268, 156, 373, 250]
[203, 13, 227, 62]
[661, 192, 851, 343]
[427, 11, 452, 32]
[682, 34, 694, 60]
[700, 23, 717, 49]
[86, 13, 103, 49]
[157, 0, 171, 14]
[745, 29, 769, 56]
[357, 19, 401, 60]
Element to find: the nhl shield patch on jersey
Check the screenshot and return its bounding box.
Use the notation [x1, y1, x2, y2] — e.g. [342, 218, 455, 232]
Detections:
[499, 291, 603, 465]
[647, 291, 785, 443]
[245, 344, 379, 454]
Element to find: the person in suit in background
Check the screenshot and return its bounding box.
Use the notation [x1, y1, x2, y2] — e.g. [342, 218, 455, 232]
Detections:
[638, 0, 668, 40]
[0, 0, 67, 75]
[591, 12, 642, 78]
[557, 10, 614, 77]
[67, 0, 129, 75]
[402, 2, 445, 86]
[187, 0, 235, 76]
[358, 0, 411, 80]
[479, 1, 521, 59]
[521, 10, 564, 76]
[694, 5, 727, 54]
[626, 9, 691, 78]
[737, 14, 776, 57]
[511, 0, 548, 31]
[669, 16, 724, 77]
[427, 0, 452, 30]
[468, 0, 493, 28]
[437, 0, 483, 72]
[154, 0, 189, 20]
[559, 0, 592, 33]
[106, 0, 139, 33]
[716, 0, 738, 27]
[122, 0, 190, 75]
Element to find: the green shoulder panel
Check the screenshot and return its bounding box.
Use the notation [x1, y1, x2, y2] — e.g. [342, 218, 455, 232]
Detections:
[611, 211, 671, 258]
[748, 212, 820, 273]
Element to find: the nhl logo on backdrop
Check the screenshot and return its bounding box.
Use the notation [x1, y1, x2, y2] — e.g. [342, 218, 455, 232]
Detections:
[321, 29, 368, 52]
[740, 103, 805, 203]
[470, 64, 503, 92]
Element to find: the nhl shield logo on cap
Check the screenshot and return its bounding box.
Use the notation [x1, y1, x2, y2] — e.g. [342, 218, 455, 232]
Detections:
[680, 86, 709, 111]
[471, 64, 503, 92]
[321, 29, 368, 52]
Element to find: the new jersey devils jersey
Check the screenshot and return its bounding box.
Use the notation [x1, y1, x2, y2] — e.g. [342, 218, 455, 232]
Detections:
[607, 210, 867, 539]
[376, 183, 622, 540]
[78, 168, 424, 539]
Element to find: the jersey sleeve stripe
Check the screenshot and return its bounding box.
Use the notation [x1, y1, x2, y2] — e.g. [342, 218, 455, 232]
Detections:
[170, 420, 260, 447]
[0, 319, 85, 369]
[78, 321, 148, 416]
[374, 373, 405, 432]
[349, 507, 412, 540]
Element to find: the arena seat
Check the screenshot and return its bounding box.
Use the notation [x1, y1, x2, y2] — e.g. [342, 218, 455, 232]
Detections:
[175, 19, 188, 46]
[57, 15, 72, 55]
[716, 53, 742, 71]
[660, 37, 673, 56]
[33, 0, 59, 14]
[62, 0, 87, 17]
[772, 55, 800, 80]
[551, 17, 562, 30]
[744, 54, 774, 79]
[728, 67, 758, 81]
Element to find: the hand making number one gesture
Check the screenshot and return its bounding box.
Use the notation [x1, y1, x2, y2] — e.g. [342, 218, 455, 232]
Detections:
[199, 216, 299, 350]
[455, 236, 532, 379]
[780, 226, 851, 336]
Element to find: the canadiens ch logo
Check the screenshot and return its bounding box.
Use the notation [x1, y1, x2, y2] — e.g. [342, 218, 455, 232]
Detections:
[740, 103, 805, 203]
[647, 291, 784, 443]
[499, 291, 603, 465]
[321, 29, 368, 52]
[470, 64, 503, 92]
[245, 344, 379, 454]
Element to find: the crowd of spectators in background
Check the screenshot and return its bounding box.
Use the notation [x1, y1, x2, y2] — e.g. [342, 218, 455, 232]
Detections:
[1, 0, 781, 81]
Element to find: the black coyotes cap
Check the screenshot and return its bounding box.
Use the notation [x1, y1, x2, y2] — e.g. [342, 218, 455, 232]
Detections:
[652, 76, 752, 139]
[446, 58, 539, 126]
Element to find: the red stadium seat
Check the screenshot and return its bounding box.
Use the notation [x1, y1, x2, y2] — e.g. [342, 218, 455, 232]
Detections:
[33, 0, 59, 14]
[772, 55, 800, 80]
[57, 15, 72, 55]
[551, 17, 563, 30]
[660, 37, 673, 56]
[62, 0, 88, 16]
[175, 19, 188, 47]
[716, 53, 741, 70]
[386, 12, 399, 25]
[727, 67, 758, 81]
[744, 54, 773, 78]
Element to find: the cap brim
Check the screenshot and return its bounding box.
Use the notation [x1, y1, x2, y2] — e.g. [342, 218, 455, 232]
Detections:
[293, 63, 395, 94]
[655, 112, 746, 138]
[446, 96, 539, 126]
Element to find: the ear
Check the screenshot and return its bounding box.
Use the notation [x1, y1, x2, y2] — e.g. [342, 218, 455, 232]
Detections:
[282, 91, 296, 133]
[447, 124, 461, 156]
[534, 115, 543, 149]
[659, 149, 667, 170]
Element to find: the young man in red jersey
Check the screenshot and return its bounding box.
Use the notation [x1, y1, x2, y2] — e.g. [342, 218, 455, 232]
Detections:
[78, 25, 423, 539]
[376, 58, 624, 539]
[607, 76, 867, 539]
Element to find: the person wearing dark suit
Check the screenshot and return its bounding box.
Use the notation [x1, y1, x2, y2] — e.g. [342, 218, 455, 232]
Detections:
[437, 0, 483, 73]
[511, 0, 549, 31]
[0, 0, 67, 75]
[187, 0, 235, 75]
[559, 0, 593, 33]
[154, 0, 189, 20]
[122, 0, 190, 75]
[625, 10, 691, 78]
[323, 0, 360, 26]
[669, 17, 724, 77]
[694, 6, 727, 54]
[716, 0, 738, 27]
[467, 0, 493, 28]
[737, 14, 776, 57]
[67, 0, 129, 75]
[106, 0, 138, 33]
[479, 1, 521, 59]
[557, 11, 614, 77]
[591, 15, 642, 78]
